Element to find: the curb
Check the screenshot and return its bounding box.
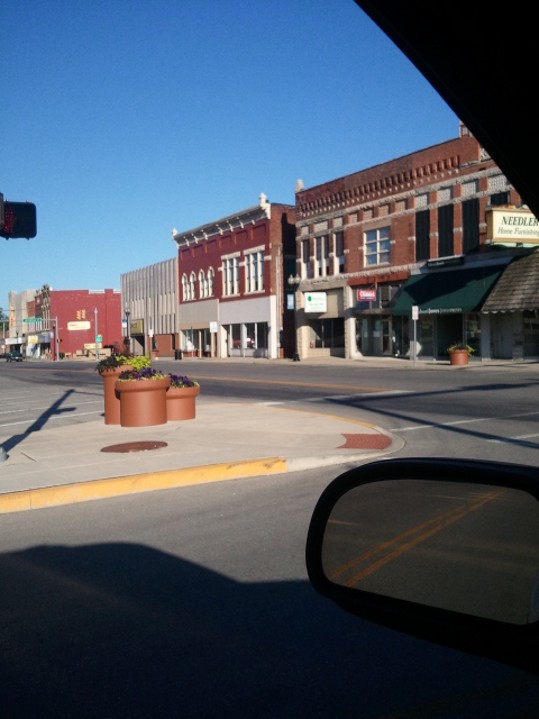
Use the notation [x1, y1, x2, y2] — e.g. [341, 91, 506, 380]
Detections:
[0, 457, 289, 514]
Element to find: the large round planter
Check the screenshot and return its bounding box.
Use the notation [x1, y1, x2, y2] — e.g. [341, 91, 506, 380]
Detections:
[100, 365, 134, 425]
[115, 377, 171, 427]
[448, 349, 469, 366]
[166, 385, 200, 421]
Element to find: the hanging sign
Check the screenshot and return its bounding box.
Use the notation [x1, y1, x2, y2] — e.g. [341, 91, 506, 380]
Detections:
[357, 288, 377, 301]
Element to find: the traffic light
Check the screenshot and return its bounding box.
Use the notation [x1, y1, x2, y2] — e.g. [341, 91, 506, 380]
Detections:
[0, 200, 37, 239]
[76, 311, 81, 320]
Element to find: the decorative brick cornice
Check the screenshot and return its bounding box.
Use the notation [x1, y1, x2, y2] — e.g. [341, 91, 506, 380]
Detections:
[172, 193, 272, 248]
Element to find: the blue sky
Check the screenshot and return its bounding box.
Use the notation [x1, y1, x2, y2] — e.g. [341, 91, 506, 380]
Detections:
[2, 0, 458, 311]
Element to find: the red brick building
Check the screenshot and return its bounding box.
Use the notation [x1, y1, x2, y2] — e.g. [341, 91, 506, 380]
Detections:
[31, 286, 123, 359]
[293, 124, 536, 360]
[172, 194, 296, 359]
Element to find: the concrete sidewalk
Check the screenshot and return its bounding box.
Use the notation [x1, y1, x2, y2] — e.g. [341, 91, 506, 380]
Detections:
[0, 397, 397, 513]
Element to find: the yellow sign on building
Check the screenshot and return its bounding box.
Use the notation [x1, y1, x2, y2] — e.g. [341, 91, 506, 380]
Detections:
[486, 207, 539, 244]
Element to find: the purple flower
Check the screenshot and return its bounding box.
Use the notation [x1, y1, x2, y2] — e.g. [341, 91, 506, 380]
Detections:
[168, 373, 200, 388]
[118, 367, 167, 381]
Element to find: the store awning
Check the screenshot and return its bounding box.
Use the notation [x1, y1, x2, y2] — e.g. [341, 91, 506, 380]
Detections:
[482, 251, 539, 313]
[392, 264, 506, 316]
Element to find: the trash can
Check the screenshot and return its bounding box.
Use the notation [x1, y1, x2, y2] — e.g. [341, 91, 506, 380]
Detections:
[175, 349, 183, 360]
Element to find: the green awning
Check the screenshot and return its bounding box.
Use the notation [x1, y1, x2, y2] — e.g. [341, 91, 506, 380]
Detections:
[392, 264, 505, 316]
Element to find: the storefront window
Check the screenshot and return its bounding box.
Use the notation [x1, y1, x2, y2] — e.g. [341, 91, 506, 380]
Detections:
[524, 311, 539, 357]
[310, 318, 344, 350]
[465, 314, 481, 356]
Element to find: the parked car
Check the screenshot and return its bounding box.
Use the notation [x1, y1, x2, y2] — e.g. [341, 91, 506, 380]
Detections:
[6, 350, 23, 362]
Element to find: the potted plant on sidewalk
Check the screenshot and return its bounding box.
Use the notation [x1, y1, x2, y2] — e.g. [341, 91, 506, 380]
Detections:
[166, 373, 200, 421]
[96, 354, 139, 425]
[447, 341, 475, 366]
[114, 365, 171, 427]
[96, 355, 151, 424]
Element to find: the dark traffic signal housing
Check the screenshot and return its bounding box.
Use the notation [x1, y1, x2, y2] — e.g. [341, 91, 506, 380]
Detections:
[0, 199, 37, 239]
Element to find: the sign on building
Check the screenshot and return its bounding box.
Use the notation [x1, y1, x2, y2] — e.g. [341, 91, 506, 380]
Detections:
[487, 208, 539, 244]
[304, 292, 327, 313]
[357, 288, 377, 301]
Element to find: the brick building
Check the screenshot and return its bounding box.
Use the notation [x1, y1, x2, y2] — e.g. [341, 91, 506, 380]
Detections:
[27, 286, 123, 359]
[172, 194, 296, 359]
[293, 123, 538, 360]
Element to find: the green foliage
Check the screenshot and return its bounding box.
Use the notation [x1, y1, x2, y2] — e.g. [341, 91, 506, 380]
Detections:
[129, 355, 151, 370]
[95, 354, 150, 374]
[447, 341, 475, 355]
[95, 354, 131, 373]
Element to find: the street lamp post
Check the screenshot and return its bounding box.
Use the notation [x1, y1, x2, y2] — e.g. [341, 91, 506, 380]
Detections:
[287, 274, 301, 362]
[124, 304, 130, 354]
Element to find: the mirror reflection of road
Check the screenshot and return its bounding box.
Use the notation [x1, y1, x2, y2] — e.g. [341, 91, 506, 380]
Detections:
[323, 479, 539, 624]
[1, 361, 539, 716]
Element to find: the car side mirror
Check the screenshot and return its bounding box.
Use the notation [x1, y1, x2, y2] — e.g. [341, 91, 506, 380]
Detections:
[305, 458, 539, 673]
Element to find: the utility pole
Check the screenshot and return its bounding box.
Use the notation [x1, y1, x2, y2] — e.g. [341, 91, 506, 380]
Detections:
[94, 308, 100, 362]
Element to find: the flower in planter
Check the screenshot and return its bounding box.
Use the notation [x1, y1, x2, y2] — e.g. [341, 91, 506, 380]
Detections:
[117, 367, 168, 382]
[95, 354, 131, 374]
[95, 354, 151, 374]
[168, 374, 200, 388]
[447, 342, 475, 355]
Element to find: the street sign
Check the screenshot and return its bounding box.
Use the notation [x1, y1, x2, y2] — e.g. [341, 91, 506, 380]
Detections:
[23, 317, 42, 323]
[68, 321, 91, 331]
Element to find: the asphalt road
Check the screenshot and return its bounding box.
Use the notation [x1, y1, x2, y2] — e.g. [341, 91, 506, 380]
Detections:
[2, 357, 538, 466]
[1, 358, 539, 717]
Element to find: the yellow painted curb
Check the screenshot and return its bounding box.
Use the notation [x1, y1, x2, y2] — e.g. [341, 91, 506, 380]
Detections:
[0, 457, 288, 514]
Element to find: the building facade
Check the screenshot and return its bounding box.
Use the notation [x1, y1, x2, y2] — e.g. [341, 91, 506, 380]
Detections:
[172, 194, 296, 359]
[293, 124, 538, 361]
[121, 258, 178, 358]
[9, 286, 122, 359]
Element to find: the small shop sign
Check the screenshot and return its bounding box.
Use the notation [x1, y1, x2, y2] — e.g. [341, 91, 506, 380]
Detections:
[357, 288, 377, 301]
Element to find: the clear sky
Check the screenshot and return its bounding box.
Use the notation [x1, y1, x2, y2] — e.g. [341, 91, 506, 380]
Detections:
[2, 0, 458, 311]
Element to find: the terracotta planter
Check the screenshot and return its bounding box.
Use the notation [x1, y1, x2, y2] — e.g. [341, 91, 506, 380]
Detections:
[166, 385, 200, 421]
[448, 349, 469, 366]
[100, 365, 133, 425]
[115, 376, 171, 427]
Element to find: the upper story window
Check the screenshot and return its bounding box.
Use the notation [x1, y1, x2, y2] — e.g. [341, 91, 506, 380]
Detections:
[301, 238, 312, 279]
[198, 270, 205, 298]
[364, 226, 390, 266]
[335, 231, 345, 274]
[489, 191, 510, 206]
[197, 267, 215, 299]
[222, 256, 239, 296]
[181, 273, 190, 302]
[415, 210, 430, 261]
[315, 235, 330, 277]
[245, 249, 264, 293]
[189, 272, 196, 299]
